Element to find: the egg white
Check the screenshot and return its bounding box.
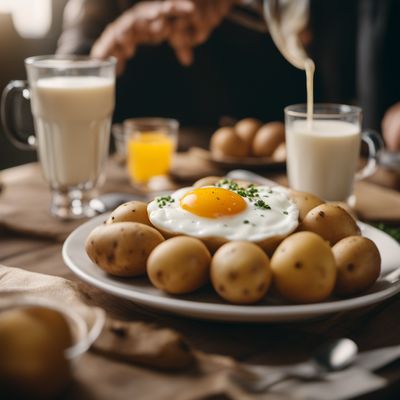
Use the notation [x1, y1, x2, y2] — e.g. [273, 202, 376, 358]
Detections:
[147, 183, 299, 242]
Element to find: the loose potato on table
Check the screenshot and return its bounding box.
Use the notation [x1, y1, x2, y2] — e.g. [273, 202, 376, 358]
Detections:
[333, 236, 381, 296]
[301, 203, 360, 245]
[271, 231, 336, 303]
[210, 127, 249, 158]
[106, 201, 152, 226]
[86, 222, 164, 277]
[289, 190, 325, 221]
[0, 307, 71, 399]
[147, 236, 211, 294]
[211, 241, 272, 304]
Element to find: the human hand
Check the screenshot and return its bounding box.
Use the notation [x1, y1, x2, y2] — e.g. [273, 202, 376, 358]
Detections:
[91, 0, 195, 74]
[382, 102, 400, 152]
[168, 0, 237, 66]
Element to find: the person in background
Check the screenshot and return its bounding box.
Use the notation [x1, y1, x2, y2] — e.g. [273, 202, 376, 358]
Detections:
[57, 0, 400, 152]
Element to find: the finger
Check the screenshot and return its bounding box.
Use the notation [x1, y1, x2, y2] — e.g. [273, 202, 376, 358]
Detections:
[188, 2, 213, 45]
[174, 46, 194, 66]
[168, 17, 194, 48]
[162, 0, 194, 18]
[148, 18, 170, 44]
[91, 24, 119, 58]
[111, 47, 129, 75]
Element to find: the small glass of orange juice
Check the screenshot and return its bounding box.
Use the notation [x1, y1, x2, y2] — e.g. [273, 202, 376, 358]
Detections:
[124, 118, 179, 184]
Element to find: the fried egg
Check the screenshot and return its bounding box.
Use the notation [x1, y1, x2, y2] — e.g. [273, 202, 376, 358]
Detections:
[147, 180, 299, 242]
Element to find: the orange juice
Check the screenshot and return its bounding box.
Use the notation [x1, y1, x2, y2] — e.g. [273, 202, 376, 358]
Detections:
[127, 131, 175, 183]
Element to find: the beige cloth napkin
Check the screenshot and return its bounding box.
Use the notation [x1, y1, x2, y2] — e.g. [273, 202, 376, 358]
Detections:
[0, 265, 388, 400]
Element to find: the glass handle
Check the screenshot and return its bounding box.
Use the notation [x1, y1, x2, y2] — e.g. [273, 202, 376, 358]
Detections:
[1, 80, 36, 150]
[355, 130, 385, 181]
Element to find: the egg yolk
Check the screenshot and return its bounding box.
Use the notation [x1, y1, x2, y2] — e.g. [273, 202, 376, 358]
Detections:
[180, 187, 247, 218]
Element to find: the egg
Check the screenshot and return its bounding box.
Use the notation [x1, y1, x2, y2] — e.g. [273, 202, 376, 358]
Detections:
[210, 127, 249, 158]
[252, 122, 285, 157]
[272, 142, 286, 162]
[147, 179, 299, 253]
[235, 118, 262, 146]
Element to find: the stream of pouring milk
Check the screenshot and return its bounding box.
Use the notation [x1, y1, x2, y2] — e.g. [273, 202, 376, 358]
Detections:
[304, 58, 315, 129]
[264, 0, 315, 126]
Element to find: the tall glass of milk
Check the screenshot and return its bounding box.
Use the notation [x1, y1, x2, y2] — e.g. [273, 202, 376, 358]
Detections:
[1, 55, 116, 219]
[285, 104, 382, 204]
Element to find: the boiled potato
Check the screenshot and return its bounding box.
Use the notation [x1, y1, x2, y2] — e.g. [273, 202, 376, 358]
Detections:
[271, 231, 336, 303]
[211, 241, 271, 304]
[86, 222, 164, 277]
[289, 190, 325, 221]
[210, 127, 249, 158]
[147, 236, 211, 294]
[24, 307, 72, 351]
[301, 204, 361, 245]
[235, 118, 262, 146]
[333, 236, 381, 296]
[0, 307, 71, 399]
[252, 122, 285, 157]
[106, 201, 152, 226]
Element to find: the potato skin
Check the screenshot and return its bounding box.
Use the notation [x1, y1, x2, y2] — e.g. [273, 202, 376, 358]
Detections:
[106, 201, 152, 226]
[147, 236, 211, 294]
[211, 241, 272, 304]
[333, 236, 381, 296]
[85, 222, 164, 277]
[289, 190, 325, 221]
[252, 122, 285, 157]
[153, 224, 288, 256]
[301, 204, 360, 245]
[271, 231, 336, 303]
[210, 127, 249, 158]
[0, 308, 71, 399]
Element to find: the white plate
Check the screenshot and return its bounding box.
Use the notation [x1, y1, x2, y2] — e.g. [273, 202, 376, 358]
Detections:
[63, 214, 400, 322]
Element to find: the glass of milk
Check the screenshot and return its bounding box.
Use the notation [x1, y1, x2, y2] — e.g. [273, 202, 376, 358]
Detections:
[285, 103, 383, 205]
[1, 55, 116, 219]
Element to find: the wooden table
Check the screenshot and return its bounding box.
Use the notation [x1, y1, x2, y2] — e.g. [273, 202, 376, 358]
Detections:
[1, 155, 400, 400]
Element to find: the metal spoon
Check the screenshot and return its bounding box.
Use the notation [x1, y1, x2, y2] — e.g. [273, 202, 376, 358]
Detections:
[89, 193, 148, 214]
[231, 338, 358, 393]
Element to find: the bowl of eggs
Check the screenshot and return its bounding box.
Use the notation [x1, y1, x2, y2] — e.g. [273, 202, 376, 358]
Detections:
[206, 118, 286, 168]
[62, 177, 400, 322]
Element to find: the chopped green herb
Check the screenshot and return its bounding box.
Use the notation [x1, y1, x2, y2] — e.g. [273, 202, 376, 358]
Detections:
[375, 223, 400, 242]
[156, 195, 174, 208]
[215, 179, 275, 210]
[255, 200, 271, 210]
[283, 211, 288, 215]
[243, 220, 250, 224]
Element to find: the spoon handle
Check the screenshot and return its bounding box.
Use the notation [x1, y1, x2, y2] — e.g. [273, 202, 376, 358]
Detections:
[231, 362, 322, 393]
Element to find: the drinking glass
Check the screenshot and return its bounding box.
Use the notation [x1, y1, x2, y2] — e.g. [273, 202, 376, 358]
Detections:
[285, 104, 383, 204]
[124, 118, 178, 184]
[1, 55, 116, 219]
